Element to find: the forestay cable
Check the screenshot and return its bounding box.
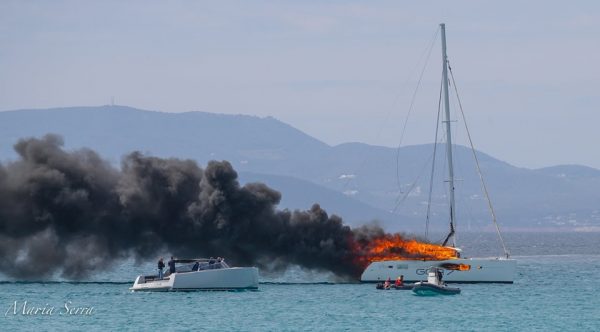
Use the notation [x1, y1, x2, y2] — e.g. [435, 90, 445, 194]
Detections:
[424, 75, 444, 240]
[395, 27, 440, 193]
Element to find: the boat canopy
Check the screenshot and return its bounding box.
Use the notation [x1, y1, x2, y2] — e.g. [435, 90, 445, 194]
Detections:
[166, 258, 230, 275]
[173, 258, 212, 264]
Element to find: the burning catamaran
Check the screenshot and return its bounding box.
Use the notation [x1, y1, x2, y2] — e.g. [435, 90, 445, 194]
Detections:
[360, 23, 516, 283]
[358, 234, 515, 283]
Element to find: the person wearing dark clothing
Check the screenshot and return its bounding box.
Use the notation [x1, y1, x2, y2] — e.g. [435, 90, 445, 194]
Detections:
[157, 258, 165, 279]
[192, 261, 200, 271]
[168, 256, 176, 274]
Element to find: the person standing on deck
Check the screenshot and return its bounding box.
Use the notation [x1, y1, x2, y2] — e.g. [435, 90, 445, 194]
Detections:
[168, 256, 176, 274]
[157, 257, 165, 279]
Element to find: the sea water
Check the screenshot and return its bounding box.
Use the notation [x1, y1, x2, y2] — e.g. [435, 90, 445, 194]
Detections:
[1, 232, 599, 331]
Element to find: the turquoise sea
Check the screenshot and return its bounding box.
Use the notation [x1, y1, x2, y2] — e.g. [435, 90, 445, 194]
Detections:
[2, 232, 599, 331]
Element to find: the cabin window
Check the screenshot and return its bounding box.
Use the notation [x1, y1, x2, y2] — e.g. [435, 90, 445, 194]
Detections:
[387, 265, 393, 269]
[396, 264, 408, 269]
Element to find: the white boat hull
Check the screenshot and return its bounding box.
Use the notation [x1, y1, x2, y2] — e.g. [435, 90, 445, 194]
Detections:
[130, 267, 259, 291]
[360, 258, 516, 283]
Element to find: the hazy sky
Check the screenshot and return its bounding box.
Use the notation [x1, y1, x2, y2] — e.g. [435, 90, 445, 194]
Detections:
[1, 1, 599, 169]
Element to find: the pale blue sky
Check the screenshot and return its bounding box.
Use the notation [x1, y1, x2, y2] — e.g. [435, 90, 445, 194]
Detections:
[1, 1, 599, 168]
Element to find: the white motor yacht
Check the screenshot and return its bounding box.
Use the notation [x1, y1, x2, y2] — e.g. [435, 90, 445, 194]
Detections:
[130, 258, 259, 291]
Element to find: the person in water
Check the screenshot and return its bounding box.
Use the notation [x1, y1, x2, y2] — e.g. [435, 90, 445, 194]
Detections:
[157, 257, 165, 279]
[168, 256, 176, 274]
[395, 275, 404, 287]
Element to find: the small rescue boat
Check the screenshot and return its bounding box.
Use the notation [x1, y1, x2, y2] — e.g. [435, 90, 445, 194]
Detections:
[376, 283, 414, 290]
[412, 267, 461, 296]
[376, 276, 413, 290]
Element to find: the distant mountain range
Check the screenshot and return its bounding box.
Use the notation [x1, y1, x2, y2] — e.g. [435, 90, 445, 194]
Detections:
[1, 105, 598, 231]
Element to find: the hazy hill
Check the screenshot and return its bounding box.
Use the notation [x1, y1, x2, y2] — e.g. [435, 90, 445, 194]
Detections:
[0, 105, 328, 165]
[535, 165, 600, 179]
[1, 105, 598, 231]
[0, 105, 410, 229]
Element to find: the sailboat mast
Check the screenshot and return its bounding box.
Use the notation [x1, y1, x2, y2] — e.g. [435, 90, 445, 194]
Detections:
[440, 23, 456, 248]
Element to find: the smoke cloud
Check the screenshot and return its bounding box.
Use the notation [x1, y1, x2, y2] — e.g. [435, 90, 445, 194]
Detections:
[0, 134, 387, 280]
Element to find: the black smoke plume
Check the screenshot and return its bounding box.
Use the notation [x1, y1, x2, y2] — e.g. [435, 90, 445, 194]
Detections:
[0, 135, 383, 280]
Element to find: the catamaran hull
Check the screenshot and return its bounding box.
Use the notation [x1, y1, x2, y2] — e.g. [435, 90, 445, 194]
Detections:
[130, 267, 259, 291]
[360, 258, 516, 283]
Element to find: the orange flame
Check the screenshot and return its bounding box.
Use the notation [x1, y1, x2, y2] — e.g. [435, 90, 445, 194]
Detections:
[439, 263, 471, 271]
[353, 234, 458, 268]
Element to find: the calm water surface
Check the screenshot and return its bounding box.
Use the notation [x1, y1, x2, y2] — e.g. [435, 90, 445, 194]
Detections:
[1, 232, 599, 331]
